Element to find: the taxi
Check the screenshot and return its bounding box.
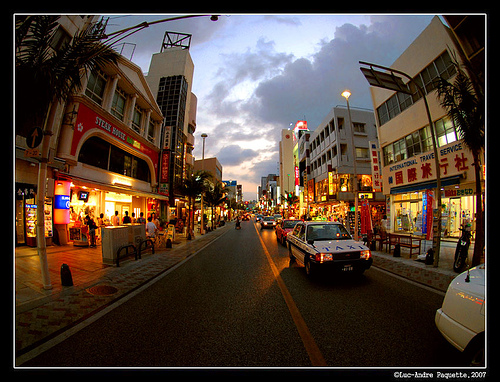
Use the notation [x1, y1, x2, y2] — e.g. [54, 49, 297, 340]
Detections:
[287, 221, 372, 277]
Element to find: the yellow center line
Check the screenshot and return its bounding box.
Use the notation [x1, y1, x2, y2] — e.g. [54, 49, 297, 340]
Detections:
[253, 222, 327, 367]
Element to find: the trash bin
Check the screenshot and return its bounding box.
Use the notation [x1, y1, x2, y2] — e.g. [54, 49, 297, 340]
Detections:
[61, 263, 73, 286]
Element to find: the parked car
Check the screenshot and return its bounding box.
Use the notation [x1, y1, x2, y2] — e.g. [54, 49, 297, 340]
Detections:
[276, 219, 302, 246]
[260, 216, 276, 229]
[287, 221, 372, 277]
[273, 214, 283, 223]
[435, 264, 485, 366]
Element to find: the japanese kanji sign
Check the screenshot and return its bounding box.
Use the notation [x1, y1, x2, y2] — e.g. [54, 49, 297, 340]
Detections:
[382, 140, 475, 194]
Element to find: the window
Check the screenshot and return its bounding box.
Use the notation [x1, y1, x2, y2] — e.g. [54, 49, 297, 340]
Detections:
[435, 117, 458, 146]
[132, 106, 143, 133]
[147, 120, 156, 142]
[78, 137, 151, 182]
[356, 147, 369, 159]
[85, 70, 107, 105]
[111, 87, 126, 120]
[353, 123, 366, 133]
[383, 144, 394, 166]
[376, 51, 457, 126]
[393, 138, 406, 162]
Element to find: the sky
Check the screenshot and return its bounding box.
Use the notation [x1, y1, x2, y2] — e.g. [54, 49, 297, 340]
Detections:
[105, 14, 436, 201]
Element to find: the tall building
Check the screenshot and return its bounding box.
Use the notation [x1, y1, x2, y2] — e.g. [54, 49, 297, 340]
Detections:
[368, 16, 484, 236]
[146, 32, 196, 214]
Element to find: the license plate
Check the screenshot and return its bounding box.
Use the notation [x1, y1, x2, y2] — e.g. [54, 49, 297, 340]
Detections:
[342, 264, 353, 272]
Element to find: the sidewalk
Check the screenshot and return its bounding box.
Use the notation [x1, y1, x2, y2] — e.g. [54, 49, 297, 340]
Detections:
[15, 223, 232, 363]
[370, 239, 477, 293]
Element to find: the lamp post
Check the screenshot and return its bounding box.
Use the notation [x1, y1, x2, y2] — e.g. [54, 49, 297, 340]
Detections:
[200, 133, 208, 235]
[341, 90, 359, 241]
[359, 61, 442, 266]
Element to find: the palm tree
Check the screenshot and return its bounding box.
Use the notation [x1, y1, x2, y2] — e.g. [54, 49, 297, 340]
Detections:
[281, 193, 299, 218]
[177, 171, 211, 239]
[436, 58, 484, 267]
[15, 16, 119, 288]
[204, 182, 230, 230]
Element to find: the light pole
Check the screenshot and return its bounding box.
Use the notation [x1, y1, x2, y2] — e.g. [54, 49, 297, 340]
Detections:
[359, 61, 442, 266]
[341, 90, 359, 241]
[200, 133, 208, 235]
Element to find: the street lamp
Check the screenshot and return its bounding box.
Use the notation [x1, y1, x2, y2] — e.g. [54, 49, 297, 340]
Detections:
[200, 133, 208, 235]
[341, 90, 359, 241]
[359, 61, 442, 266]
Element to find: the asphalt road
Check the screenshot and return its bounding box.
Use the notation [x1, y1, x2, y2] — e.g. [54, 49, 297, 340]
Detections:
[25, 219, 463, 368]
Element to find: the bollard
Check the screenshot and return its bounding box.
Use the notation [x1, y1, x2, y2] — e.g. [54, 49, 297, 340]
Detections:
[166, 238, 172, 248]
[61, 263, 73, 286]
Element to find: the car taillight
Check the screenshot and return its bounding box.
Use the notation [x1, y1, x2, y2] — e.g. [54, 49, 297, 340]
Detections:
[360, 250, 371, 259]
[314, 253, 333, 263]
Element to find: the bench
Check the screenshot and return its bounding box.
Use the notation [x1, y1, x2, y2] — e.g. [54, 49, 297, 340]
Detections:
[116, 244, 138, 267]
[388, 233, 422, 258]
[373, 231, 389, 251]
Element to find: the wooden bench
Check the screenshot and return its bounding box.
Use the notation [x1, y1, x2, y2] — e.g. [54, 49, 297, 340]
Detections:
[388, 233, 422, 258]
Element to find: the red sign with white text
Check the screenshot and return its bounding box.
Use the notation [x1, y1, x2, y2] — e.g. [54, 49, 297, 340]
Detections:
[71, 103, 158, 172]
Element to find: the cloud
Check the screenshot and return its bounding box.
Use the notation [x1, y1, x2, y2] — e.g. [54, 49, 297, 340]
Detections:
[216, 144, 258, 166]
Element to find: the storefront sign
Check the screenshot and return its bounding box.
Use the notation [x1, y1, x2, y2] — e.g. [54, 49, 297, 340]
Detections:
[54, 181, 71, 224]
[368, 141, 382, 192]
[328, 172, 334, 195]
[383, 140, 476, 194]
[71, 103, 158, 173]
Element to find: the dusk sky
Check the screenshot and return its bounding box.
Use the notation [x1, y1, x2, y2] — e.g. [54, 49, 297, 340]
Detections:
[105, 14, 436, 200]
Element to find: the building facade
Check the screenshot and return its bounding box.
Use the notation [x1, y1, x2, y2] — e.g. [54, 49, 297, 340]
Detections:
[15, 15, 166, 247]
[302, 106, 384, 234]
[369, 16, 484, 237]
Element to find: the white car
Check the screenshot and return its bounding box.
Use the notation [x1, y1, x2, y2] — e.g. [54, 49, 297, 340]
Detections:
[287, 221, 372, 277]
[435, 264, 485, 366]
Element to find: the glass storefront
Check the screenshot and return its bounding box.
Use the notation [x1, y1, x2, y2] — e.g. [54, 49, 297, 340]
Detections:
[390, 183, 478, 238]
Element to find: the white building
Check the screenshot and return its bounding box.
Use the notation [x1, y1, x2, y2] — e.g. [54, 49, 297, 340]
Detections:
[368, 16, 484, 237]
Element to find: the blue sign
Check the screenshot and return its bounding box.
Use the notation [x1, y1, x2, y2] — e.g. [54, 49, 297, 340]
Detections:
[54, 195, 70, 210]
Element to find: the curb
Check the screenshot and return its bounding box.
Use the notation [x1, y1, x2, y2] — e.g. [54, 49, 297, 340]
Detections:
[371, 252, 456, 292]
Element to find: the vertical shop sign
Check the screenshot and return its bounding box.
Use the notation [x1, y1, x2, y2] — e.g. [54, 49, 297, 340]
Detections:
[368, 141, 382, 192]
[54, 181, 71, 224]
[360, 199, 372, 235]
[294, 166, 299, 186]
[422, 189, 435, 240]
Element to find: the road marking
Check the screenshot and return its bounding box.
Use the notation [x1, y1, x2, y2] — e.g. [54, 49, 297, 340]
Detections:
[253, 223, 327, 367]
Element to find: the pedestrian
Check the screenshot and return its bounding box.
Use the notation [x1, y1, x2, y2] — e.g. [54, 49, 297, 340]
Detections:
[111, 211, 120, 226]
[152, 213, 160, 229]
[85, 215, 97, 247]
[97, 213, 105, 227]
[146, 216, 157, 239]
[137, 211, 146, 224]
[131, 212, 136, 223]
[122, 210, 131, 224]
[380, 214, 388, 233]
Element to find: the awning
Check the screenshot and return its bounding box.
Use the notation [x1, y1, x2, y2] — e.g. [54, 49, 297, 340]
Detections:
[389, 175, 462, 194]
[67, 174, 169, 201]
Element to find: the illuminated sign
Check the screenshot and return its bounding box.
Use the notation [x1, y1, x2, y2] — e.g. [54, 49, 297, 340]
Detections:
[54, 181, 71, 224]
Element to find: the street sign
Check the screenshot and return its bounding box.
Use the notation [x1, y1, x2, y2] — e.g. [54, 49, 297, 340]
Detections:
[27, 126, 43, 149]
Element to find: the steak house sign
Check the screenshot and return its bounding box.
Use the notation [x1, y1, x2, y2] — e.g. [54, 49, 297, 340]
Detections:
[71, 102, 158, 172]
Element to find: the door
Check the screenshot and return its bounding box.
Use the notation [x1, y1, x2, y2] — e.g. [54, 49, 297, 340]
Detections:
[15, 199, 25, 245]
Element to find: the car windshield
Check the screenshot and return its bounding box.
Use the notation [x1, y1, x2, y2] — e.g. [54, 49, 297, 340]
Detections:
[283, 220, 299, 229]
[263, 217, 275, 221]
[306, 224, 352, 241]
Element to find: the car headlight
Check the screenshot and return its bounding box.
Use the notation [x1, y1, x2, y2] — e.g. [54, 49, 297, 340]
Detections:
[360, 250, 371, 259]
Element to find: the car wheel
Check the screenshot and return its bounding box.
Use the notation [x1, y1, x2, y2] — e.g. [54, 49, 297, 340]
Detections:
[305, 260, 314, 277]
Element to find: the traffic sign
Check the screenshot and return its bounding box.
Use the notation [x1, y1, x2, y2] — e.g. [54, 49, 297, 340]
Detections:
[27, 126, 43, 149]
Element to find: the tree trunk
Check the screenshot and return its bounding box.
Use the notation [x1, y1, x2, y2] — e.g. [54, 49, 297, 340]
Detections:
[471, 151, 484, 267]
